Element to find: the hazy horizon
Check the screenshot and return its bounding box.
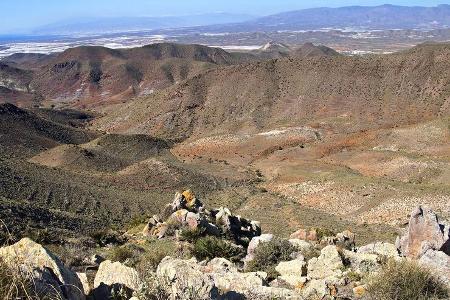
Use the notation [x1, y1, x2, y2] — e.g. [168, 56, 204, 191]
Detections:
[2, 0, 450, 35]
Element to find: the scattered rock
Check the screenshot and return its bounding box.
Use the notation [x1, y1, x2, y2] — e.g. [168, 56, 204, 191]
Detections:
[0, 238, 85, 300]
[396, 206, 450, 259]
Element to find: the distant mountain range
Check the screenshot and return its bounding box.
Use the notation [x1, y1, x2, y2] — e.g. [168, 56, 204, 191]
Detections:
[205, 4, 450, 32]
[32, 13, 256, 35]
[26, 5, 450, 37]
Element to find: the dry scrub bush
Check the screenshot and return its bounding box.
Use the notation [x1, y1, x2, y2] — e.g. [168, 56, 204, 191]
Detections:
[192, 236, 245, 262]
[367, 259, 448, 300]
[246, 238, 297, 280]
[0, 258, 63, 300]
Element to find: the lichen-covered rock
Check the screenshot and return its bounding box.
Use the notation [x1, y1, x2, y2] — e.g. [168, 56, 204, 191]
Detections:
[307, 245, 344, 280]
[157, 257, 219, 299]
[419, 249, 450, 287]
[358, 242, 399, 258]
[396, 206, 450, 259]
[275, 258, 307, 288]
[0, 238, 85, 300]
[93, 260, 142, 298]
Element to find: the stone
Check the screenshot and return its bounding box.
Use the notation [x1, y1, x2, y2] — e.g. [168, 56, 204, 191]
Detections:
[185, 211, 202, 229]
[153, 223, 169, 239]
[244, 234, 273, 263]
[182, 190, 203, 211]
[342, 250, 380, 273]
[168, 209, 189, 224]
[290, 228, 318, 241]
[307, 245, 344, 280]
[353, 285, 367, 298]
[93, 260, 142, 298]
[157, 257, 218, 299]
[289, 239, 314, 253]
[246, 286, 303, 299]
[275, 259, 307, 288]
[77, 272, 91, 295]
[335, 230, 356, 249]
[302, 277, 341, 299]
[419, 249, 450, 287]
[171, 192, 186, 211]
[396, 206, 450, 259]
[0, 238, 85, 300]
[358, 242, 399, 258]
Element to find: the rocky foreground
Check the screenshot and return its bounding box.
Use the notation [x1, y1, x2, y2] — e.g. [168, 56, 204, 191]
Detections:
[1, 190, 449, 300]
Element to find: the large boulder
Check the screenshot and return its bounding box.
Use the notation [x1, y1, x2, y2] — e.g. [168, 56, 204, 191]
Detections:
[275, 258, 307, 288]
[157, 257, 219, 299]
[419, 249, 450, 287]
[307, 245, 344, 280]
[0, 238, 85, 300]
[93, 260, 142, 299]
[396, 206, 450, 259]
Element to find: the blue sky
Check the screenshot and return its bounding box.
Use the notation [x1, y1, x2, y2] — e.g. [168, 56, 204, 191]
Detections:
[1, 0, 449, 33]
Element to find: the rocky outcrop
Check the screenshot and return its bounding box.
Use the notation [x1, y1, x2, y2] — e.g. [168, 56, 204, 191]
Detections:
[396, 206, 450, 259]
[0, 238, 85, 300]
[156, 256, 301, 299]
[144, 190, 261, 246]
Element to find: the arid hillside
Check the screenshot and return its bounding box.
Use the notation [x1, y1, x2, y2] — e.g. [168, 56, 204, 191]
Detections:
[1, 42, 449, 250]
[0, 43, 339, 110]
[94, 42, 450, 139]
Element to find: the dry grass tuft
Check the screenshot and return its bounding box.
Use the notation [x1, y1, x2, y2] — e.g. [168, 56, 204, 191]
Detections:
[367, 259, 449, 300]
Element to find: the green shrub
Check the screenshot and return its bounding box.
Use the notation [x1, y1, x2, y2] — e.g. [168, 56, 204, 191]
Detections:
[192, 236, 244, 262]
[109, 246, 135, 263]
[89, 229, 125, 247]
[246, 238, 297, 280]
[179, 227, 206, 243]
[315, 227, 336, 240]
[136, 239, 178, 274]
[367, 259, 448, 300]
